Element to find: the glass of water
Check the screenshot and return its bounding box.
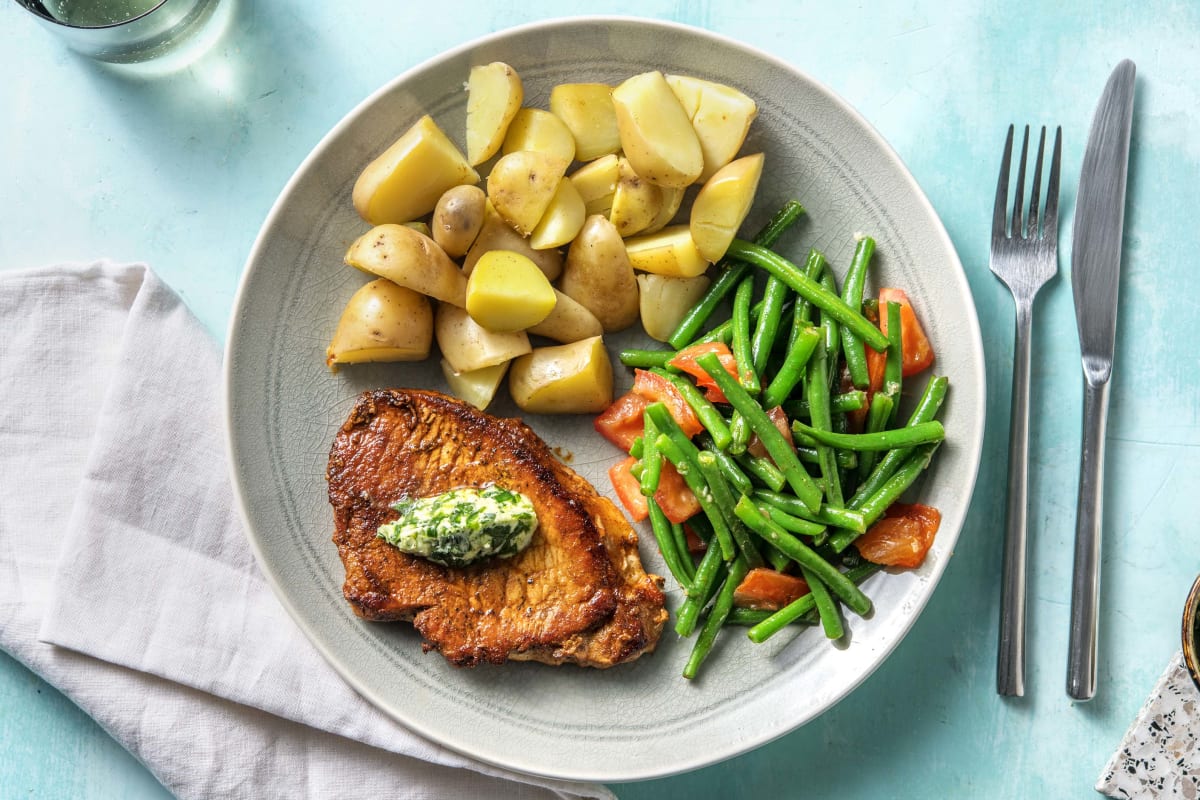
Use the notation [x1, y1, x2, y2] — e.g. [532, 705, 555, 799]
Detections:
[15, 0, 229, 65]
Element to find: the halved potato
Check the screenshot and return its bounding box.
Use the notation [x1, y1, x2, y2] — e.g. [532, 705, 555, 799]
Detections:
[440, 358, 509, 411]
[431, 184, 487, 258]
[527, 289, 604, 343]
[435, 303, 531, 374]
[344, 224, 468, 306]
[636, 273, 712, 342]
[465, 250, 556, 332]
[611, 71, 704, 188]
[666, 74, 758, 181]
[509, 336, 614, 414]
[689, 153, 765, 262]
[624, 225, 709, 278]
[462, 201, 563, 281]
[609, 157, 664, 237]
[529, 178, 586, 250]
[326, 279, 433, 368]
[568, 154, 620, 218]
[466, 62, 524, 166]
[561, 215, 640, 332]
[548, 83, 620, 161]
[641, 185, 685, 235]
[502, 108, 576, 163]
[352, 115, 478, 225]
[486, 150, 570, 235]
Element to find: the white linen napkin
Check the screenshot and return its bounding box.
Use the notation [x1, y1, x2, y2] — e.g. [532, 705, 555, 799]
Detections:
[0, 262, 610, 800]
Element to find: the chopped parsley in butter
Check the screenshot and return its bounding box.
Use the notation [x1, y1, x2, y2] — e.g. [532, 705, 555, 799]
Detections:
[376, 485, 537, 568]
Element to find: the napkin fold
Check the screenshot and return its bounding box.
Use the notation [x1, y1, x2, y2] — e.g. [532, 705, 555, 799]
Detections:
[0, 262, 610, 800]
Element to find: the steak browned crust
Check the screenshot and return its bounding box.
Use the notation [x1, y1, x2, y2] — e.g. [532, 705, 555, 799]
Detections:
[327, 388, 667, 667]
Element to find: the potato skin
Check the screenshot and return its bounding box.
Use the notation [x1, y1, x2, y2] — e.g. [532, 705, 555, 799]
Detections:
[344, 224, 468, 307]
[561, 215, 641, 332]
[432, 185, 487, 258]
[326, 279, 433, 367]
[508, 336, 614, 414]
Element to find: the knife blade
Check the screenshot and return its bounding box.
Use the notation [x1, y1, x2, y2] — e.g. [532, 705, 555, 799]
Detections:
[1066, 59, 1136, 701]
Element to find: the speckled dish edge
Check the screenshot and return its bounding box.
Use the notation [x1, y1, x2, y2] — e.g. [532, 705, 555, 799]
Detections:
[223, 16, 986, 783]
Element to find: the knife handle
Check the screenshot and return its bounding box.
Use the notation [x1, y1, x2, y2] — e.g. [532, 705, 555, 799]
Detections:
[997, 302, 1034, 697]
[1067, 377, 1111, 701]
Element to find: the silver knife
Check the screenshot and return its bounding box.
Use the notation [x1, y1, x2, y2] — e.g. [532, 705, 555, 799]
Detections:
[1067, 58, 1136, 701]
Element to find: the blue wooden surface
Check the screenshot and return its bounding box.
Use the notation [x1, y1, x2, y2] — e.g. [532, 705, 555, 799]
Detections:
[2, 1, 1197, 797]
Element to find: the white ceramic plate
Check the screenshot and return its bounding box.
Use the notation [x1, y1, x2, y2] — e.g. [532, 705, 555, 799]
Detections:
[225, 17, 985, 783]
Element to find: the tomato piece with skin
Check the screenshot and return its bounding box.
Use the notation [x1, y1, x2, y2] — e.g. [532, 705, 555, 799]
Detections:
[653, 459, 700, 524]
[854, 502, 942, 568]
[667, 341, 739, 404]
[631, 369, 704, 437]
[878, 287, 935, 377]
[608, 456, 649, 522]
[594, 391, 648, 452]
[747, 405, 794, 460]
[732, 568, 811, 611]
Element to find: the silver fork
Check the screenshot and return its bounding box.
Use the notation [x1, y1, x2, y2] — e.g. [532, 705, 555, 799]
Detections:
[991, 124, 1063, 697]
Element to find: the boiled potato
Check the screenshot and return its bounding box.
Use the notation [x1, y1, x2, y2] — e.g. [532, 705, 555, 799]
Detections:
[561, 215, 640, 332]
[666, 74, 758, 181]
[345, 224, 468, 307]
[431, 185, 487, 258]
[689, 153, 764, 262]
[352, 115, 478, 225]
[624, 225, 709, 278]
[548, 83, 620, 161]
[636, 273, 712, 342]
[609, 157, 664, 237]
[405, 221, 432, 237]
[466, 62, 524, 166]
[435, 303, 531, 374]
[529, 177, 586, 250]
[527, 289, 604, 343]
[641, 185, 685, 235]
[465, 250, 557, 332]
[611, 71, 704, 188]
[502, 108, 576, 163]
[462, 201, 563, 281]
[326, 279, 433, 368]
[440, 359, 509, 411]
[509, 336, 613, 414]
[569, 154, 620, 218]
[487, 150, 570, 235]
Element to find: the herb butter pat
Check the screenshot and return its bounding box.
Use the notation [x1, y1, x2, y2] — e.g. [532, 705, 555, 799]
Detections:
[377, 485, 538, 567]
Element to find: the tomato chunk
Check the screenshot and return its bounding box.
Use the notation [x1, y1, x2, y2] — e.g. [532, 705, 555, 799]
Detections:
[631, 369, 703, 437]
[854, 502, 942, 568]
[733, 568, 811, 611]
[747, 406, 794, 460]
[594, 391, 648, 452]
[608, 456, 648, 522]
[668, 341, 739, 404]
[654, 460, 700, 523]
[879, 288, 935, 377]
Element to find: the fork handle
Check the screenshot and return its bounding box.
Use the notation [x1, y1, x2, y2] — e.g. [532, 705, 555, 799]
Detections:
[997, 302, 1034, 697]
[1067, 377, 1110, 701]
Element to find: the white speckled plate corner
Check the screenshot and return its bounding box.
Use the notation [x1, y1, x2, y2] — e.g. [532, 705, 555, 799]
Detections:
[224, 17, 985, 783]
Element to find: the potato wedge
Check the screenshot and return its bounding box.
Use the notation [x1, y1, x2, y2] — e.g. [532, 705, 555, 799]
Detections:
[561, 215, 640, 332]
[527, 290, 604, 343]
[636, 273, 712, 342]
[569, 154, 620, 218]
[486, 150, 570, 235]
[509, 336, 614, 414]
[689, 153, 765, 262]
[465, 250, 557, 332]
[624, 225, 709, 278]
[431, 184, 487, 258]
[345, 224, 468, 306]
[352, 115, 478, 225]
[435, 303, 531, 374]
[611, 71, 704, 188]
[462, 201, 563, 281]
[439, 358, 509, 411]
[548, 83, 620, 161]
[666, 75, 758, 181]
[529, 177, 586, 250]
[502, 108, 576, 163]
[641, 185, 685, 235]
[466, 62, 524, 166]
[609, 157, 664, 237]
[326, 279, 433, 367]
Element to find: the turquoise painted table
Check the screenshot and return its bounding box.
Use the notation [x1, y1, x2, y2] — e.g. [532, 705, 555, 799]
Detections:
[2, 2, 1196, 797]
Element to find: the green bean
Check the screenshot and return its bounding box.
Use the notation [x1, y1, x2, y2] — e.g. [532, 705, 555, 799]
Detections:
[668, 200, 805, 349]
[675, 544, 726, 636]
[647, 497, 694, 593]
[751, 275, 790, 377]
[855, 392, 894, 484]
[746, 562, 882, 642]
[670, 520, 696, 583]
[619, 348, 675, 369]
[683, 556, 749, 679]
[698, 437, 753, 495]
[761, 325, 821, 410]
[801, 566, 844, 639]
[731, 275, 760, 394]
[639, 409, 662, 497]
[792, 419, 944, 452]
[733, 496, 872, 615]
[791, 249, 827, 328]
[734, 451, 786, 492]
[839, 236, 876, 389]
[728, 412, 751, 455]
[753, 490, 866, 533]
[629, 436, 643, 459]
[762, 503, 826, 537]
[725, 240, 890, 351]
[764, 542, 791, 572]
[818, 268, 842, 383]
[693, 296, 780, 346]
[786, 390, 868, 418]
[795, 445, 858, 470]
[652, 429, 736, 562]
[696, 451, 763, 568]
[828, 442, 941, 552]
[883, 300, 903, 425]
[726, 607, 807, 627]
[651, 368, 732, 450]
[696, 352, 823, 512]
[805, 338, 843, 508]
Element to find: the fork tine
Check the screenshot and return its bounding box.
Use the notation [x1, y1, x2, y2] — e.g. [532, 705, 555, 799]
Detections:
[1027, 127, 1047, 238]
[1043, 126, 1063, 242]
[1011, 125, 1030, 239]
[992, 124, 1014, 240]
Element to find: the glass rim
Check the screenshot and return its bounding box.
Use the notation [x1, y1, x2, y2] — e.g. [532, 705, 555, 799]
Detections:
[15, 0, 172, 30]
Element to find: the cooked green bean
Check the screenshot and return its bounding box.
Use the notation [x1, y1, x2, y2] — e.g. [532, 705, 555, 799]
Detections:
[652, 428, 736, 562]
[762, 503, 826, 537]
[728, 412, 751, 455]
[683, 556, 749, 679]
[699, 438, 753, 495]
[651, 367, 732, 450]
[855, 392, 894, 483]
[787, 390, 868, 418]
[805, 338, 843, 507]
[795, 445, 858, 470]
[647, 497, 694, 593]
[746, 562, 882, 642]
[792, 420, 945, 452]
[751, 275, 790, 377]
[761, 325, 821, 410]
[828, 442, 942, 552]
[752, 489, 866, 532]
[670, 520, 696, 583]
[801, 566, 844, 639]
[696, 451, 763, 569]
[791, 248, 827, 328]
[735, 451, 786, 492]
[619, 348, 675, 369]
[731, 275, 760, 394]
[839, 236, 876, 389]
[818, 268, 843, 383]
[639, 409, 662, 497]
[884, 299, 903, 425]
[675, 544, 726, 637]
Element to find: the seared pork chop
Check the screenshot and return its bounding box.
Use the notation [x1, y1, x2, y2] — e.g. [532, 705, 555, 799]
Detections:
[327, 389, 667, 667]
